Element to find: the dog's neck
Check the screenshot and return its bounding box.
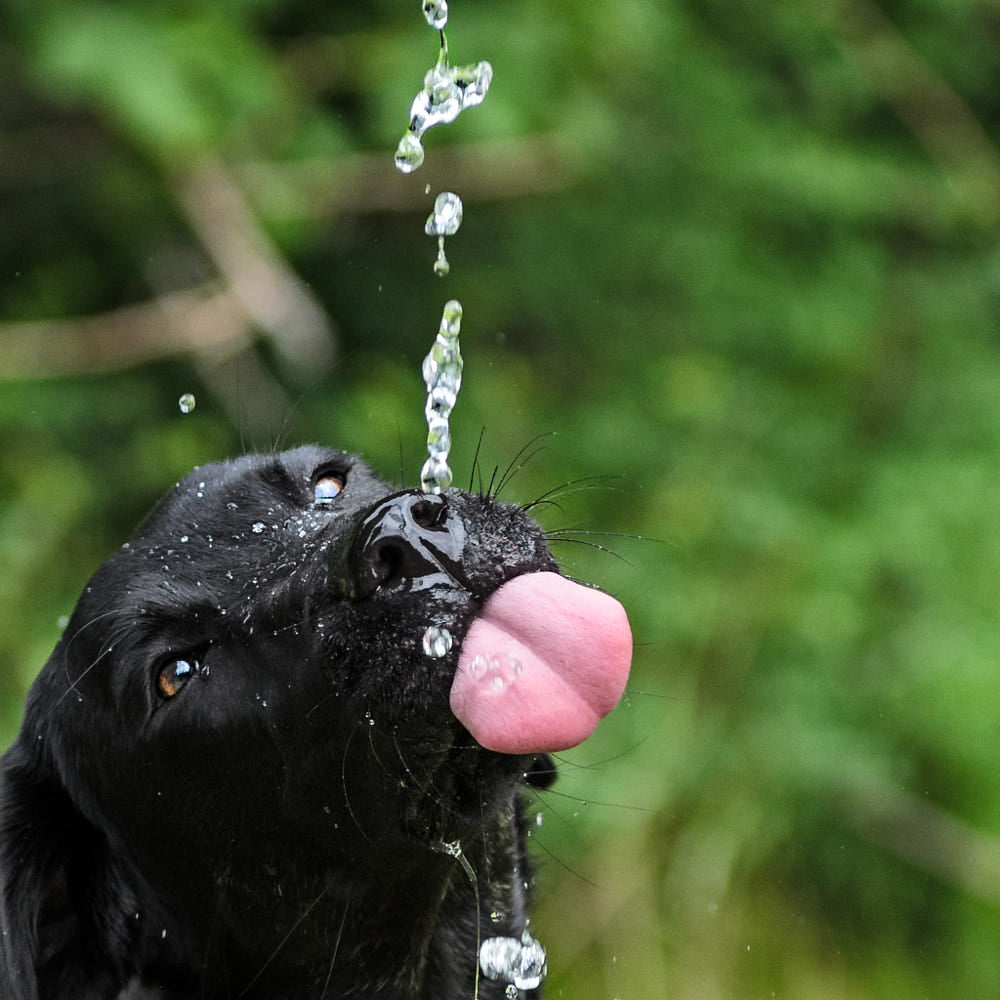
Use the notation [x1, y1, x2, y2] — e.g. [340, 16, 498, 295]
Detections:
[133, 796, 533, 1000]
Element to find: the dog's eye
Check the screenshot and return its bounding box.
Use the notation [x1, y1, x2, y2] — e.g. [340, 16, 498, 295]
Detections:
[156, 657, 200, 700]
[313, 474, 345, 506]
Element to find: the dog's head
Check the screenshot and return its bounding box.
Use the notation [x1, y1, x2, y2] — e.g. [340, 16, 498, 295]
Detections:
[0, 445, 630, 997]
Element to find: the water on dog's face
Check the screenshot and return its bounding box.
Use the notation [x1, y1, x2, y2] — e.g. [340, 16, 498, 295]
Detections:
[422, 625, 453, 658]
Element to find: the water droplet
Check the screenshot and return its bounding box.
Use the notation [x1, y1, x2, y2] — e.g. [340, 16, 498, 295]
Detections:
[480, 930, 548, 991]
[433, 239, 451, 276]
[395, 132, 425, 173]
[454, 60, 493, 108]
[422, 0, 448, 30]
[421, 300, 464, 493]
[394, 36, 493, 176]
[422, 625, 453, 658]
[178, 393, 196, 414]
[251, 522, 265, 534]
[426, 414, 451, 454]
[505, 987, 518, 1000]
[435, 839, 463, 859]
[420, 456, 453, 492]
[425, 192, 463, 236]
[425, 193, 463, 276]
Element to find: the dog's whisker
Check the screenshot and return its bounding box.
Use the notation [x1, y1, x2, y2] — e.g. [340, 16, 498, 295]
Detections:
[238, 883, 332, 998]
[389, 733, 456, 821]
[364, 717, 397, 780]
[319, 903, 350, 999]
[492, 433, 555, 499]
[520, 474, 626, 513]
[534, 784, 650, 814]
[49, 618, 135, 717]
[518, 813, 598, 888]
[340, 723, 375, 845]
[468, 426, 488, 494]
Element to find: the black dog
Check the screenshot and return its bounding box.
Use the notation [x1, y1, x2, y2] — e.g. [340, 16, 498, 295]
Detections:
[0, 445, 630, 999]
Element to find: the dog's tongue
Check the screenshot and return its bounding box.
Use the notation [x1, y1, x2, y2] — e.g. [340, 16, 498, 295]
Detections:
[450, 572, 632, 754]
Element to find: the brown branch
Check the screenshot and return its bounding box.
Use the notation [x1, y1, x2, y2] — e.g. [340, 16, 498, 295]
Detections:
[817, 0, 1000, 227]
[234, 133, 583, 221]
[0, 135, 575, 382]
[842, 778, 1000, 907]
[171, 158, 338, 377]
[0, 284, 252, 380]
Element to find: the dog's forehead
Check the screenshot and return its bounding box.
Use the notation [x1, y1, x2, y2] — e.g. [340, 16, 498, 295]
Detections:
[133, 445, 387, 539]
[57, 445, 392, 655]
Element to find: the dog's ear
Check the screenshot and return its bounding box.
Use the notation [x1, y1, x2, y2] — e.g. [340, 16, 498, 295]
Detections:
[0, 732, 135, 999]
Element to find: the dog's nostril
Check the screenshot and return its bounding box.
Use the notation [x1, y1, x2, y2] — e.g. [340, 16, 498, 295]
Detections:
[366, 539, 402, 584]
[349, 490, 461, 599]
[411, 496, 446, 530]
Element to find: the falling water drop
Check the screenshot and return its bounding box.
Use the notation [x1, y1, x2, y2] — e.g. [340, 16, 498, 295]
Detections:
[178, 393, 196, 414]
[425, 192, 464, 236]
[426, 192, 463, 277]
[421, 300, 463, 493]
[394, 35, 493, 175]
[433, 239, 451, 276]
[394, 132, 426, 174]
[422, 0, 448, 30]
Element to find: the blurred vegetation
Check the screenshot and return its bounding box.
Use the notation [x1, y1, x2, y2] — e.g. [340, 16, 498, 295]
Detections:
[3, 0, 1000, 995]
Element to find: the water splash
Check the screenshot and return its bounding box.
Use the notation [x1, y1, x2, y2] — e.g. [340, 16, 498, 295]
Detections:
[479, 928, 549, 992]
[420, 300, 463, 493]
[426, 192, 463, 276]
[178, 393, 196, 414]
[394, 34, 493, 175]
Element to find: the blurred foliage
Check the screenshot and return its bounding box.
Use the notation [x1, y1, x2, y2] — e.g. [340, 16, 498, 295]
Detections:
[3, 0, 1000, 996]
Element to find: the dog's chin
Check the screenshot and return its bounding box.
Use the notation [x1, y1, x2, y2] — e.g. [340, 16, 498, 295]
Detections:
[398, 740, 537, 844]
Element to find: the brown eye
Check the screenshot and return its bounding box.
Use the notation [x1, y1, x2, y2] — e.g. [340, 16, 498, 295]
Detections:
[157, 657, 199, 700]
[313, 474, 345, 506]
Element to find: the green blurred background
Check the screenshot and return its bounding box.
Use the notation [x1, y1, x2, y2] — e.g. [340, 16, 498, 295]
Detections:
[3, 0, 1000, 995]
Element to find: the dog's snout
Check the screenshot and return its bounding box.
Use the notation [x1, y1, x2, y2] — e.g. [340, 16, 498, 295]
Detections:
[349, 490, 469, 598]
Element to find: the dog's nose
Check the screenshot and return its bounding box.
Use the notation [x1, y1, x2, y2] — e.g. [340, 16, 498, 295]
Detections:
[349, 490, 470, 598]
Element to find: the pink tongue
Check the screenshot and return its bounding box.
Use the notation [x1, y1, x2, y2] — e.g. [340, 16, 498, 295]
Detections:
[450, 572, 632, 754]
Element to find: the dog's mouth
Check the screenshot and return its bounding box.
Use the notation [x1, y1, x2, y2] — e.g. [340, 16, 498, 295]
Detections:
[327, 485, 632, 835]
[384, 572, 631, 839]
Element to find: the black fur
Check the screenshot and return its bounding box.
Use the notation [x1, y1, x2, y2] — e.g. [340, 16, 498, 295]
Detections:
[0, 445, 560, 999]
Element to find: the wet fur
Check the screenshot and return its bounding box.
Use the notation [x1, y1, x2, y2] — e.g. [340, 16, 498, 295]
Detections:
[0, 446, 558, 999]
